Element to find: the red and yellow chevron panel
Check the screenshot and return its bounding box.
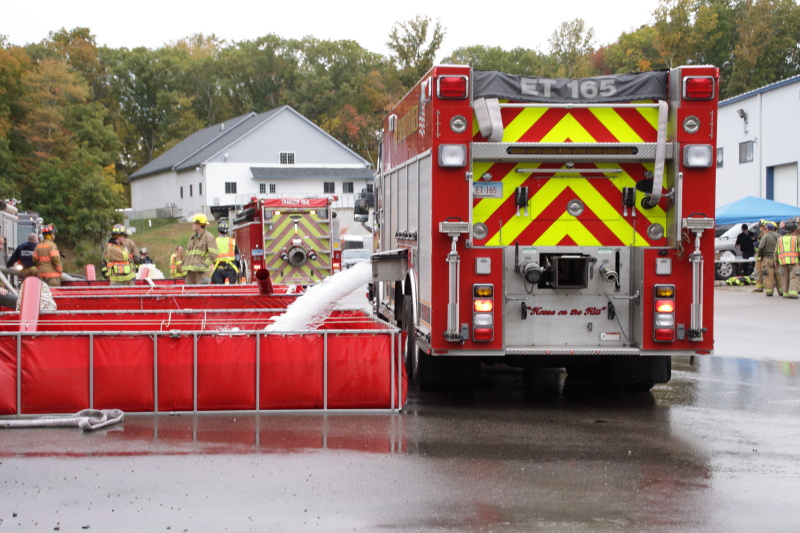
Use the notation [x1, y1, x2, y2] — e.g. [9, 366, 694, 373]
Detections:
[472, 103, 667, 247]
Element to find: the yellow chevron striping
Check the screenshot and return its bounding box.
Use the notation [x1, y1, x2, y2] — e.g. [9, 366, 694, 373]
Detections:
[503, 107, 549, 142]
[535, 213, 602, 246]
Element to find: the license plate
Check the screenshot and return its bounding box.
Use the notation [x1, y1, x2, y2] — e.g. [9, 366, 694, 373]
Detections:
[473, 182, 503, 199]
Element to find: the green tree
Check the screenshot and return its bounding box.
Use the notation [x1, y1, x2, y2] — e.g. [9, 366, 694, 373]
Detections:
[443, 45, 553, 76]
[651, 0, 719, 69]
[386, 16, 445, 87]
[548, 19, 596, 77]
[726, 0, 800, 97]
[14, 57, 123, 244]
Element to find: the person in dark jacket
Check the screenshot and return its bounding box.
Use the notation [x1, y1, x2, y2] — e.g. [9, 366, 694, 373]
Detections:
[7, 233, 39, 280]
[735, 223, 756, 259]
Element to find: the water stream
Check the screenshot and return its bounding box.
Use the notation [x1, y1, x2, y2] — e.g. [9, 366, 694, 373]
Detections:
[265, 261, 373, 331]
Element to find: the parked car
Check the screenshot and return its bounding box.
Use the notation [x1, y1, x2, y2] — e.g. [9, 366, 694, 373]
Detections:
[341, 248, 371, 270]
[715, 222, 760, 279]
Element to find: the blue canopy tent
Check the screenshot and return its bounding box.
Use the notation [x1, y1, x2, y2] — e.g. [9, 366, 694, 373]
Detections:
[715, 196, 800, 225]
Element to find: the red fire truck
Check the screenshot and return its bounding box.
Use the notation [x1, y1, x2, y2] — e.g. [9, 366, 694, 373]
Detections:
[233, 197, 336, 284]
[362, 65, 719, 389]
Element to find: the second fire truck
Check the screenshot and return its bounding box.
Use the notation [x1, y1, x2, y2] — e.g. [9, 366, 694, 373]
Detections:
[360, 64, 719, 389]
[233, 197, 336, 284]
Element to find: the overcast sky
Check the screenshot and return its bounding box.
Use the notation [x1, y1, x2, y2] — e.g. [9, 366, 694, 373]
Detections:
[3, 0, 660, 60]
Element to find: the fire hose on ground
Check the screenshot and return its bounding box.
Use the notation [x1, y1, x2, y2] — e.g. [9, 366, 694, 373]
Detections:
[0, 409, 125, 431]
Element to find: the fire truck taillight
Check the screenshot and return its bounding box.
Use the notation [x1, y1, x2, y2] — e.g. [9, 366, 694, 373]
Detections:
[683, 76, 715, 100]
[438, 144, 467, 167]
[683, 145, 714, 168]
[473, 284, 494, 341]
[654, 284, 676, 342]
[437, 76, 468, 99]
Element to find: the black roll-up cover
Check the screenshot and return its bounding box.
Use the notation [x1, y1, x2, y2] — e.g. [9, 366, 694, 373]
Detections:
[473, 70, 669, 103]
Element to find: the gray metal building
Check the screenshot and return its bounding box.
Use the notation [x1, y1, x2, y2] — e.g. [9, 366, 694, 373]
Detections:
[716, 75, 800, 207]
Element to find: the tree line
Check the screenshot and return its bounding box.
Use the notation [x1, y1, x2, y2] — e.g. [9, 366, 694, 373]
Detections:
[1, 0, 798, 249]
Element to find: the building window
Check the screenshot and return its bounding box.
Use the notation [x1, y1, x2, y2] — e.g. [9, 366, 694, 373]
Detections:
[225, 182, 237, 194]
[366, 184, 374, 193]
[280, 152, 295, 165]
[716, 148, 723, 168]
[270, 183, 276, 194]
[180, 186, 184, 199]
[199, 183, 202, 195]
[190, 184, 193, 197]
[343, 182, 354, 193]
[324, 182, 335, 194]
[259, 183, 266, 194]
[739, 141, 754, 164]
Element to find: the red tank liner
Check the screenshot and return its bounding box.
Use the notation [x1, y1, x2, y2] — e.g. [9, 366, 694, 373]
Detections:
[0, 309, 405, 414]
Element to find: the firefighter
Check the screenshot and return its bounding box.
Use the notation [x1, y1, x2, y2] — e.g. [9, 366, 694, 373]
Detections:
[757, 223, 782, 296]
[211, 219, 239, 285]
[102, 225, 136, 286]
[169, 245, 187, 278]
[752, 220, 770, 292]
[184, 213, 218, 285]
[7, 233, 39, 282]
[774, 220, 800, 299]
[123, 226, 140, 271]
[139, 247, 154, 265]
[32, 224, 62, 287]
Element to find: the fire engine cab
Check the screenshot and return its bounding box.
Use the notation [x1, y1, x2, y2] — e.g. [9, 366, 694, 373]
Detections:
[363, 65, 719, 389]
[233, 197, 336, 285]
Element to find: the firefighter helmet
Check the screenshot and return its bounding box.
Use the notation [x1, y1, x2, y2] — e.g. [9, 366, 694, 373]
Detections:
[190, 213, 208, 225]
[785, 221, 797, 232]
[111, 224, 127, 236]
[42, 224, 56, 236]
[218, 219, 229, 233]
[141, 247, 148, 254]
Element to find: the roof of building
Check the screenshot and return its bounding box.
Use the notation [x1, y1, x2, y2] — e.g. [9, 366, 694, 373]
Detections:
[720, 75, 800, 107]
[129, 106, 370, 180]
[250, 167, 374, 180]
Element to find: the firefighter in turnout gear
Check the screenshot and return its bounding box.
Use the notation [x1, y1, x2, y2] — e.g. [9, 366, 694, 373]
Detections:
[184, 213, 218, 285]
[753, 220, 773, 291]
[170, 245, 187, 278]
[102, 225, 136, 286]
[775, 220, 800, 298]
[212, 219, 239, 284]
[32, 224, 62, 287]
[756, 223, 781, 296]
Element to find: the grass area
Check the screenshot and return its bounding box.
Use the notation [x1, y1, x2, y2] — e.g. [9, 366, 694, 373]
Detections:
[61, 218, 222, 276]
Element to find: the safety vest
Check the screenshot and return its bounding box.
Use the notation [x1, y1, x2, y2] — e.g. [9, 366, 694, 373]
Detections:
[776, 235, 800, 265]
[170, 253, 187, 277]
[107, 246, 135, 282]
[214, 236, 239, 273]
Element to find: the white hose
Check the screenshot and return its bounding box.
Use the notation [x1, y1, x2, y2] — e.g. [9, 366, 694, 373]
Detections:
[0, 409, 124, 431]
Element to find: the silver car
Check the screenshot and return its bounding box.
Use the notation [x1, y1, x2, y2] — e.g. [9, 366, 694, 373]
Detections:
[714, 222, 760, 279]
[341, 248, 371, 269]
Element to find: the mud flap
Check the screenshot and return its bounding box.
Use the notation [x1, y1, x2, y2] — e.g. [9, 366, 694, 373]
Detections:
[601, 355, 671, 386]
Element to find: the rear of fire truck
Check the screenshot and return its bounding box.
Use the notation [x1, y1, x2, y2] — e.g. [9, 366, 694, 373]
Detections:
[233, 197, 335, 284]
[375, 65, 719, 389]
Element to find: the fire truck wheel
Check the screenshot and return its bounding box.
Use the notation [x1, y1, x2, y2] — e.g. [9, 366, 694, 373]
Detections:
[402, 296, 415, 377]
[403, 295, 431, 390]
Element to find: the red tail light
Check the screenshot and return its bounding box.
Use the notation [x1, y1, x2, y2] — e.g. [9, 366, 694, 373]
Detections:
[473, 328, 493, 341]
[438, 76, 468, 99]
[683, 77, 715, 100]
[653, 284, 676, 343]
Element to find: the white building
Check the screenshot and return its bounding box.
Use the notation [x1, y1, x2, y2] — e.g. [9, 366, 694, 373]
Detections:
[716, 75, 800, 207]
[129, 106, 374, 235]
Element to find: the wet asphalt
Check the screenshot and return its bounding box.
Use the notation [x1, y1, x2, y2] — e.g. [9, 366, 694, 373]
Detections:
[1, 286, 799, 532]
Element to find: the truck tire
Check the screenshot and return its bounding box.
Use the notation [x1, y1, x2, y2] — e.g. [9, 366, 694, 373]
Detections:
[402, 295, 431, 390]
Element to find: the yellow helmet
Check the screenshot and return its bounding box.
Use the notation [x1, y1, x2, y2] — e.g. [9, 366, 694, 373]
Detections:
[190, 213, 208, 225]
